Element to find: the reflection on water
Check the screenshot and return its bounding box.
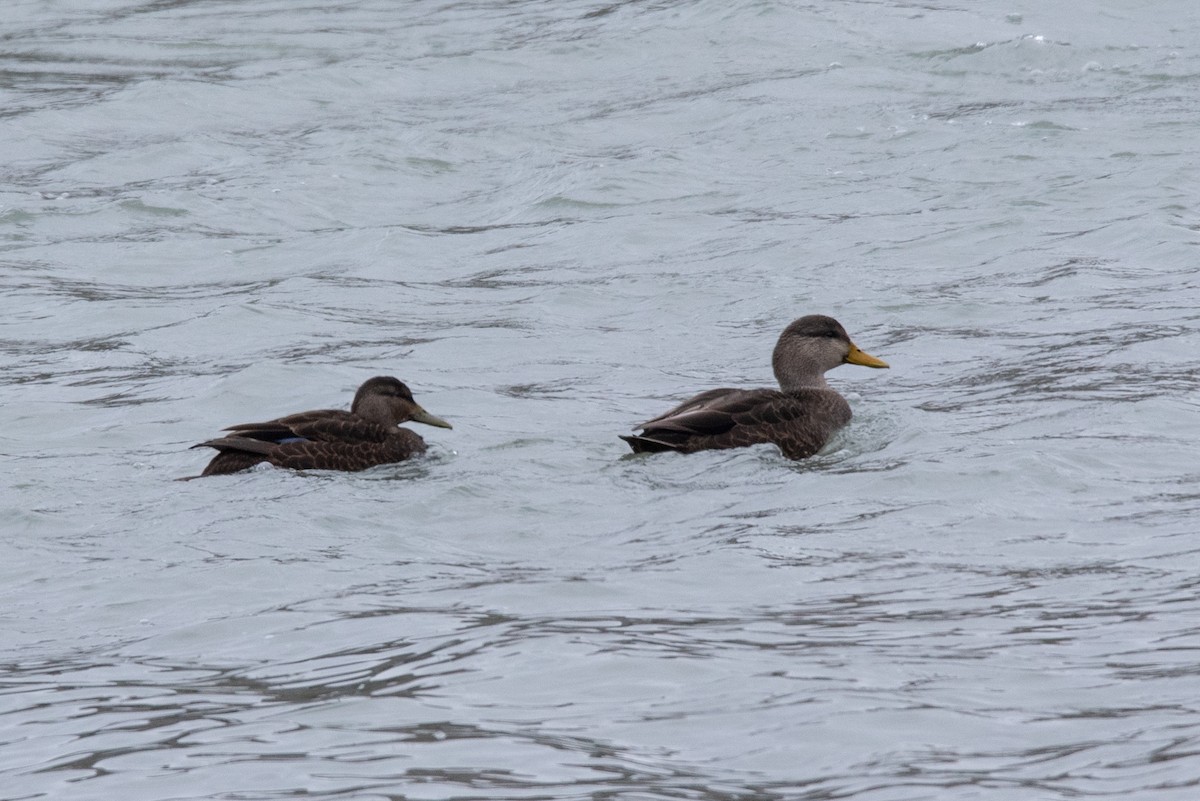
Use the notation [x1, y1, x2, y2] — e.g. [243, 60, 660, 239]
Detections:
[4, 0, 1200, 799]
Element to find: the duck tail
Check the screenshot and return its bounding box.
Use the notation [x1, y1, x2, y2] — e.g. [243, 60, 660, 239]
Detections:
[619, 434, 679, 454]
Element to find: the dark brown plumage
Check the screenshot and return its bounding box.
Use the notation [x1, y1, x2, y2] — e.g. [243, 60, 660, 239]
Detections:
[187, 376, 451, 478]
[620, 315, 888, 460]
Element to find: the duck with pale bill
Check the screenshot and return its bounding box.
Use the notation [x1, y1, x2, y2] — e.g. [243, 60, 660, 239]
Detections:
[620, 315, 888, 460]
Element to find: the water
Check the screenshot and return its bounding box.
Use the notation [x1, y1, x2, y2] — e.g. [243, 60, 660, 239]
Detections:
[4, 1, 1200, 798]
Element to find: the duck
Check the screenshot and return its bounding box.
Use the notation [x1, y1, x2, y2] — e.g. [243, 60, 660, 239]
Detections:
[188, 376, 451, 477]
[620, 315, 888, 460]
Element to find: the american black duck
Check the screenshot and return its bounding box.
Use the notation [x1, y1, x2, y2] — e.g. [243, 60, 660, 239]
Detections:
[620, 315, 888, 460]
[189, 376, 451, 477]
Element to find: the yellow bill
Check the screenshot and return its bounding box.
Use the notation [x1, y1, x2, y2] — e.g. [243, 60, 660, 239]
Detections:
[845, 344, 889, 368]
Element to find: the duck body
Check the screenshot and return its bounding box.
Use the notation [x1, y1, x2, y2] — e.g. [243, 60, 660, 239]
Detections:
[621, 315, 887, 460]
[620, 386, 852, 460]
[190, 376, 451, 477]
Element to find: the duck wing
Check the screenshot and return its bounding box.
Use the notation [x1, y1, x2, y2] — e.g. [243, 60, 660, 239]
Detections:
[222, 409, 391, 444]
[634, 388, 766, 435]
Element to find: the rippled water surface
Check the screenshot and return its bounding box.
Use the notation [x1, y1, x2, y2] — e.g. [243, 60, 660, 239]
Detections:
[4, 1, 1200, 799]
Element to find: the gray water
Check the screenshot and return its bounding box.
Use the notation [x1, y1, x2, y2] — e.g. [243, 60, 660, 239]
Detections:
[4, 1, 1200, 799]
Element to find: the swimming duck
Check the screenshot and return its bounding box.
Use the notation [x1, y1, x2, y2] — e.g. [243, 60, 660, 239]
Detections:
[189, 376, 451, 477]
[620, 315, 888, 460]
